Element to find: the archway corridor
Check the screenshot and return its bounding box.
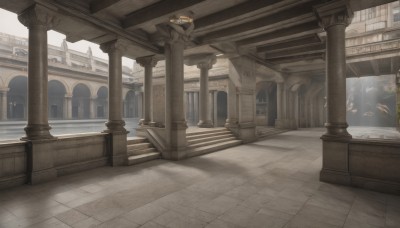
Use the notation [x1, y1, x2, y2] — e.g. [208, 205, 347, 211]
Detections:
[1, 129, 399, 227]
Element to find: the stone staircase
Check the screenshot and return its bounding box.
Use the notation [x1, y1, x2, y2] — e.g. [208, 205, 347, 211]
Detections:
[186, 128, 242, 157]
[126, 137, 160, 165]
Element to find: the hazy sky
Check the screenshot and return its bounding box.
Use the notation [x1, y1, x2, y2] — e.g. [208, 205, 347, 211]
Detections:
[0, 9, 134, 68]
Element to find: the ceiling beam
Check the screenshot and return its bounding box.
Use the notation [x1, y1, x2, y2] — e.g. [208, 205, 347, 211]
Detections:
[194, 0, 281, 30]
[350, 0, 397, 11]
[265, 43, 325, 59]
[200, 1, 318, 43]
[267, 52, 324, 64]
[90, 0, 123, 14]
[236, 21, 322, 48]
[122, 0, 205, 29]
[202, 3, 315, 43]
[257, 34, 320, 53]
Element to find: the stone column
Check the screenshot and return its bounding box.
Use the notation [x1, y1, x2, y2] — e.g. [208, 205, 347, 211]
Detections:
[18, 6, 58, 140]
[275, 82, 284, 128]
[157, 22, 193, 159]
[185, 54, 216, 128]
[315, 2, 353, 185]
[100, 39, 128, 166]
[90, 95, 97, 119]
[0, 89, 8, 121]
[225, 79, 238, 127]
[317, 5, 352, 139]
[17, 5, 59, 184]
[136, 56, 158, 126]
[193, 92, 199, 124]
[63, 95, 72, 119]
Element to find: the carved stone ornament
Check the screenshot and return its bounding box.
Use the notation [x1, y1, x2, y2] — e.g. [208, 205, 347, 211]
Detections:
[156, 22, 194, 44]
[313, 0, 354, 29]
[100, 39, 128, 54]
[18, 4, 59, 30]
[185, 54, 216, 69]
[136, 56, 158, 68]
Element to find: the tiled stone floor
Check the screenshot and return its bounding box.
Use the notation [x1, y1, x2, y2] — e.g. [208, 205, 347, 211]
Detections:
[1, 129, 400, 228]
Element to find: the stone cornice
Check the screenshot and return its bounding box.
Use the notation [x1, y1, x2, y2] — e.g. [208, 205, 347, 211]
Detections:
[18, 4, 59, 30]
[136, 56, 158, 68]
[313, 0, 353, 29]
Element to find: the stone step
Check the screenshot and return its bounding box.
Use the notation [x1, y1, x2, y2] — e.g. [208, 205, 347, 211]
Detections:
[186, 128, 229, 136]
[187, 133, 233, 144]
[186, 131, 232, 140]
[257, 129, 289, 138]
[127, 137, 147, 145]
[127, 142, 151, 150]
[127, 152, 160, 166]
[187, 140, 242, 157]
[187, 133, 235, 145]
[128, 147, 157, 156]
[188, 137, 237, 149]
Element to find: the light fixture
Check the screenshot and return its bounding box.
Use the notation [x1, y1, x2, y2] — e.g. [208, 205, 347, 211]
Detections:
[170, 15, 193, 25]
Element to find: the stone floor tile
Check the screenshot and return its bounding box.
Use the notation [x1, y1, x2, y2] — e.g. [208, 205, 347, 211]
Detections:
[247, 213, 289, 228]
[306, 191, 353, 214]
[153, 210, 206, 228]
[26, 218, 70, 228]
[139, 221, 167, 228]
[285, 216, 341, 228]
[96, 217, 140, 228]
[386, 205, 400, 227]
[204, 219, 243, 228]
[258, 208, 293, 220]
[264, 197, 305, 215]
[295, 204, 347, 227]
[278, 188, 312, 203]
[239, 193, 274, 210]
[166, 203, 217, 223]
[53, 189, 90, 204]
[55, 209, 90, 226]
[223, 184, 258, 201]
[218, 205, 258, 227]
[196, 195, 240, 216]
[123, 203, 167, 225]
[79, 184, 104, 194]
[71, 217, 102, 228]
[343, 217, 384, 228]
[346, 208, 385, 227]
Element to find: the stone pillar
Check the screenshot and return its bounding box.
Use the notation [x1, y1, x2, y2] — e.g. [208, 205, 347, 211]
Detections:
[185, 54, 216, 128]
[100, 39, 128, 166]
[17, 5, 59, 184]
[90, 95, 97, 119]
[210, 90, 218, 127]
[193, 92, 199, 124]
[315, 2, 353, 185]
[18, 6, 57, 140]
[225, 79, 238, 127]
[275, 82, 284, 128]
[157, 22, 193, 159]
[0, 89, 8, 121]
[137, 56, 158, 126]
[63, 95, 72, 119]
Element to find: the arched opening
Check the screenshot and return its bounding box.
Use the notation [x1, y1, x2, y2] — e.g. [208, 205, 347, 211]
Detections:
[125, 90, 135, 118]
[7, 76, 27, 120]
[48, 80, 66, 119]
[216, 91, 227, 127]
[97, 86, 108, 118]
[72, 84, 91, 119]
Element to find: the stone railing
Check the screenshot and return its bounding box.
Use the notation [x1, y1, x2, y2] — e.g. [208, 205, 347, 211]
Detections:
[346, 39, 400, 57]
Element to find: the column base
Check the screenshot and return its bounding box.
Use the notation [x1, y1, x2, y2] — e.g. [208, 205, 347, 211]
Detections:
[225, 118, 239, 128]
[21, 124, 55, 141]
[320, 139, 351, 186]
[171, 120, 188, 130]
[322, 122, 352, 140]
[139, 119, 150, 126]
[197, 120, 213, 128]
[106, 131, 128, 166]
[149, 121, 164, 128]
[104, 120, 127, 133]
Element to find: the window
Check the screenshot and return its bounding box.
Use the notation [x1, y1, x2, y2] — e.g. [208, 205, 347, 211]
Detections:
[393, 6, 400, 22]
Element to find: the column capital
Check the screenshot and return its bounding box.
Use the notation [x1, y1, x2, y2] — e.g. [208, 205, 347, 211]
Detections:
[136, 55, 158, 68]
[156, 22, 194, 45]
[314, 0, 353, 29]
[185, 54, 217, 69]
[18, 5, 59, 30]
[100, 39, 128, 55]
